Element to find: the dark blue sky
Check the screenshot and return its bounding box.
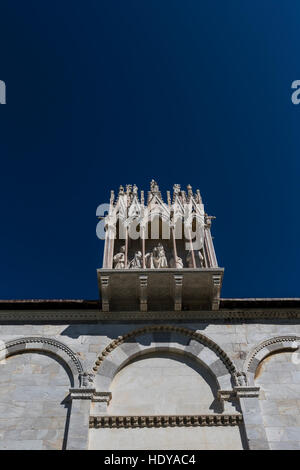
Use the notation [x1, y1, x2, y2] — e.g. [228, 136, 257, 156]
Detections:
[0, 1, 299, 299]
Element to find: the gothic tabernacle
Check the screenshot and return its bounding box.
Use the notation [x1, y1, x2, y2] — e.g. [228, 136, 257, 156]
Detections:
[98, 181, 223, 312]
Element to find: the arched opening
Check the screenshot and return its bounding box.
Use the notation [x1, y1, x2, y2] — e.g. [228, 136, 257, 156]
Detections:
[90, 349, 243, 450]
[0, 351, 72, 450]
[255, 349, 300, 450]
[108, 350, 221, 415]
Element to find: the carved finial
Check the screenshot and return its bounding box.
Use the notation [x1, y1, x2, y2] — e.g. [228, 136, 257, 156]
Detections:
[196, 189, 202, 204]
[167, 190, 171, 206]
[173, 184, 181, 195]
[150, 180, 159, 194]
[187, 184, 193, 198]
[110, 190, 115, 205]
[132, 184, 138, 195]
[119, 185, 124, 196]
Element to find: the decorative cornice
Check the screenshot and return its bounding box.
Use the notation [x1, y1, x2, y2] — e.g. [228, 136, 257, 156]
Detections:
[0, 298, 299, 309]
[92, 325, 236, 375]
[89, 414, 243, 428]
[92, 309, 300, 322]
[0, 308, 300, 322]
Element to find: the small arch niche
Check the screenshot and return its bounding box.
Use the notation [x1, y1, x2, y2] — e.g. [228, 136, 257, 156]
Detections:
[108, 351, 221, 415]
[0, 351, 71, 450]
[255, 350, 300, 449]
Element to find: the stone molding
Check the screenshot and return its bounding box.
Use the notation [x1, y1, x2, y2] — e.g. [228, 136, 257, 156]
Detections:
[69, 388, 96, 400]
[244, 335, 300, 374]
[218, 386, 260, 400]
[89, 414, 243, 428]
[0, 308, 300, 321]
[233, 386, 260, 398]
[92, 391, 112, 404]
[92, 325, 237, 378]
[0, 336, 84, 387]
[95, 309, 300, 321]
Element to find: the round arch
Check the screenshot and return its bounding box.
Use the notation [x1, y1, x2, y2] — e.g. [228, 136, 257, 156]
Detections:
[0, 336, 84, 388]
[243, 335, 300, 384]
[92, 325, 236, 391]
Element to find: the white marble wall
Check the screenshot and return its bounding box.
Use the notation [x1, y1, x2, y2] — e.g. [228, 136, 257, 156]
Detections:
[256, 351, 300, 450]
[107, 353, 222, 415]
[0, 318, 299, 449]
[89, 426, 244, 450]
[0, 352, 70, 450]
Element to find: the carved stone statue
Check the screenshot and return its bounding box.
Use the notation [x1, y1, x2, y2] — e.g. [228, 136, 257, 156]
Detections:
[186, 251, 194, 268]
[155, 243, 168, 268]
[235, 372, 248, 387]
[129, 251, 142, 269]
[186, 250, 204, 268]
[154, 243, 168, 268]
[113, 245, 126, 269]
[170, 256, 183, 268]
[145, 251, 154, 269]
[79, 372, 95, 388]
[150, 179, 159, 194]
[145, 243, 168, 269]
[198, 250, 204, 267]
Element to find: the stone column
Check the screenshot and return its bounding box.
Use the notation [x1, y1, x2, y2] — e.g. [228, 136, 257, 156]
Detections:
[141, 225, 146, 269]
[105, 224, 116, 269]
[66, 388, 95, 450]
[171, 225, 178, 267]
[235, 386, 270, 450]
[124, 226, 129, 269]
[204, 221, 218, 268]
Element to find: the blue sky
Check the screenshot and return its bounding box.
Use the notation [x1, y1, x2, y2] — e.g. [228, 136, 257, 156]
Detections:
[0, 1, 299, 299]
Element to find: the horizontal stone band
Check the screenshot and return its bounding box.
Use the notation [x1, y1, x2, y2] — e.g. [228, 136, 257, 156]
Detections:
[89, 414, 243, 428]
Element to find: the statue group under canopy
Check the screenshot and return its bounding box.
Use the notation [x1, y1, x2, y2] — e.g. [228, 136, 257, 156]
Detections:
[112, 243, 204, 270]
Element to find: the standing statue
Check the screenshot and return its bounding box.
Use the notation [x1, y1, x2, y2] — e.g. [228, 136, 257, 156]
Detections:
[170, 256, 183, 268]
[150, 179, 159, 194]
[145, 243, 168, 269]
[186, 250, 204, 268]
[198, 250, 204, 267]
[153, 243, 168, 268]
[129, 251, 142, 269]
[186, 251, 194, 268]
[145, 250, 154, 269]
[113, 245, 126, 269]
